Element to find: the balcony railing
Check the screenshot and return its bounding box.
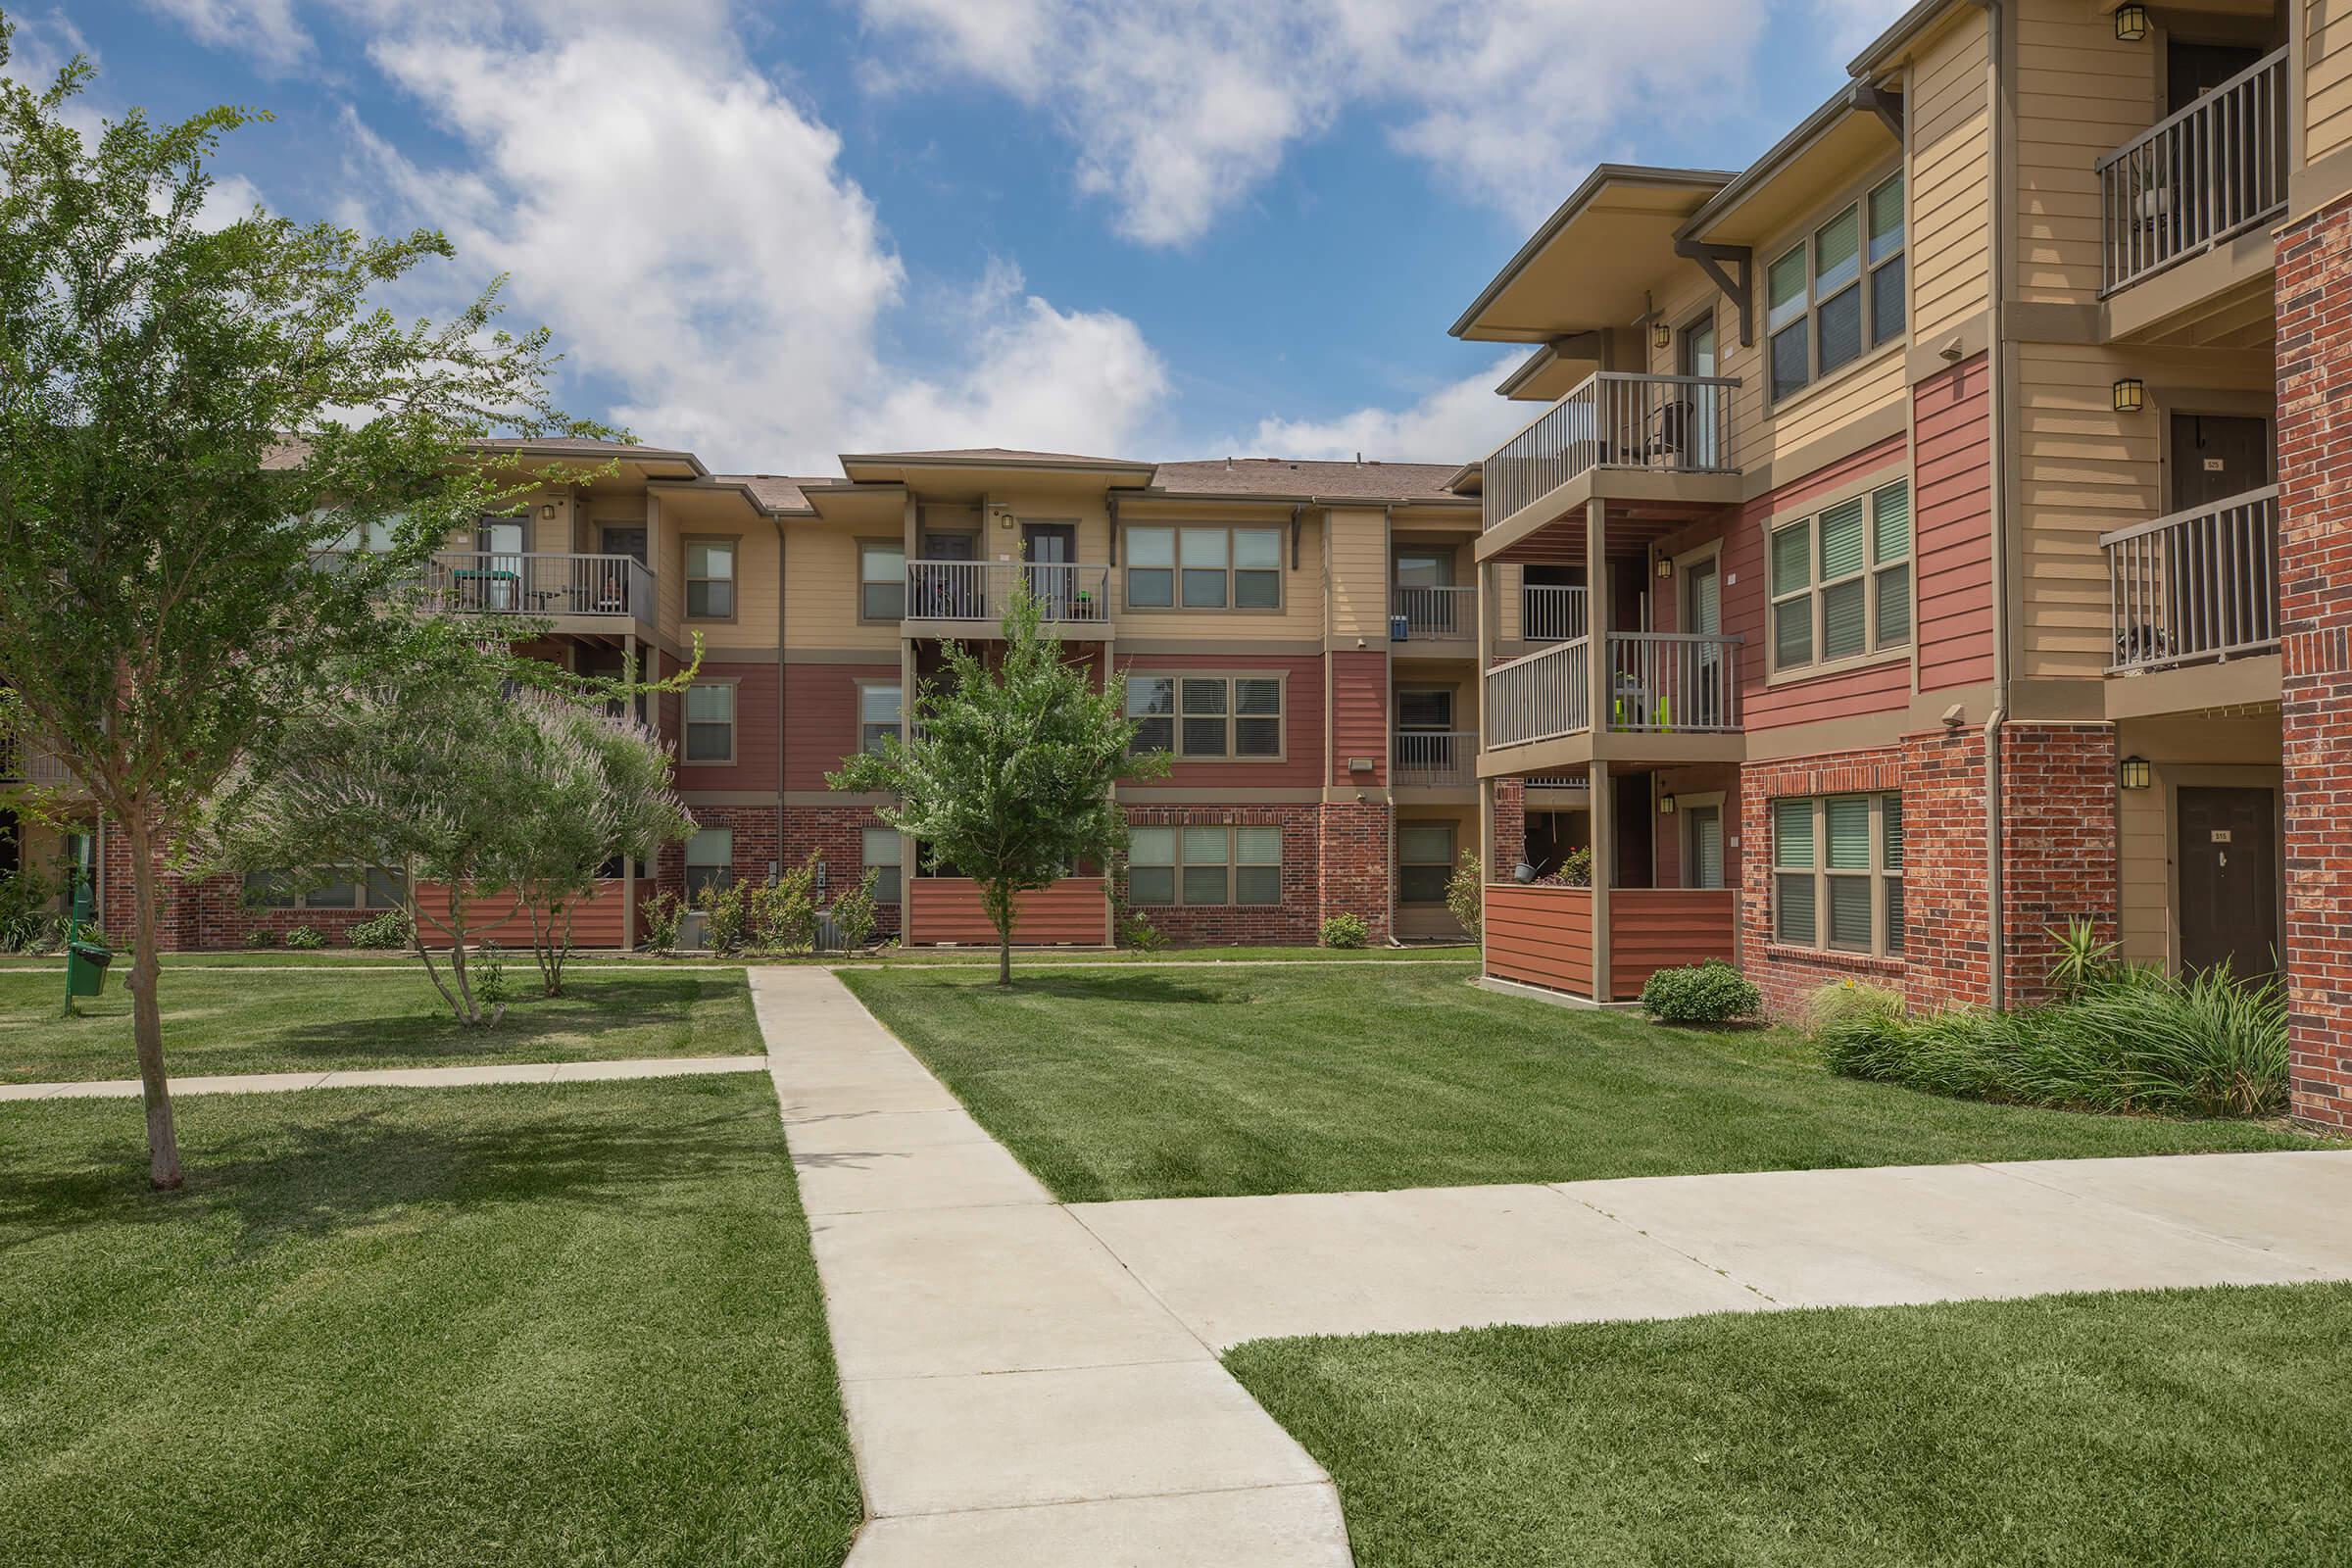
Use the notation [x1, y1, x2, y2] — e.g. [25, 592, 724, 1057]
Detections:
[906, 561, 1112, 625]
[2101, 485, 2278, 674]
[1483, 371, 1740, 531]
[1485, 632, 1741, 749]
[410, 552, 654, 619]
[1391, 584, 1474, 640]
[0, 735, 77, 790]
[1521, 583, 1589, 644]
[2098, 47, 2287, 295]
[1393, 729, 1477, 788]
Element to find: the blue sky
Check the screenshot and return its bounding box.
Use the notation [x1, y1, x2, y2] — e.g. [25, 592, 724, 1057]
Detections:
[25, 0, 1909, 475]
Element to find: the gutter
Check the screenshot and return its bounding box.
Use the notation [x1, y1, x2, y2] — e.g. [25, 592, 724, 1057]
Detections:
[1978, 0, 2011, 1010]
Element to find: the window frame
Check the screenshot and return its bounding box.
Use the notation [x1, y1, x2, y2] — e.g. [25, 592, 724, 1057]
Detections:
[858, 539, 907, 624]
[1120, 525, 1286, 613]
[682, 534, 739, 623]
[855, 679, 902, 757]
[242, 865, 406, 911]
[1765, 478, 1914, 680]
[683, 678, 739, 766]
[1124, 821, 1283, 907]
[1765, 165, 1908, 410]
[1122, 670, 1287, 761]
[1396, 821, 1457, 906]
[860, 826, 903, 906]
[684, 827, 735, 901]
[1771, 792, 1903, 956]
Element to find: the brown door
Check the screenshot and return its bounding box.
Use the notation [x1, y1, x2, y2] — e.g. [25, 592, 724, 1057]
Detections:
[2168, 41, 2266, 112]
[600, 526, 647, 564]
[2169, 414, 2272, 510]
[2177, 785, 2279, 979]
[1021, 523, 1077, 616]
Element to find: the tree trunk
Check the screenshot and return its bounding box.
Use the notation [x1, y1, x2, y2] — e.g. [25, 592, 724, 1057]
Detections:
[122, 813, 182, 1191]
[985, 880, 1016, 987]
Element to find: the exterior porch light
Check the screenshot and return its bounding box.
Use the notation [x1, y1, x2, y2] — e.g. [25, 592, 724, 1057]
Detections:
[1658, 793, 1678, 815]
[1651, 320, 1673, 351]
[2112, 377, 2145, 415]
[2119, 756, 2153, 791]
[1655, 556, 1673, 579]
[2114, 4, 2149, 42]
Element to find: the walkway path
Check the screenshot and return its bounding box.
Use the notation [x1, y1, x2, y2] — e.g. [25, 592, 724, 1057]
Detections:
[750, 967, 1351, 1568]
[0, 1055, 768, 1102]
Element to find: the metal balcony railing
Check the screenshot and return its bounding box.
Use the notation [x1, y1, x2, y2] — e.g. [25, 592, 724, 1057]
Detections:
[1521, 584, 1589, 644]
[1482, 371, 1740, 531]
[2098, 47, 2287, 295]
[0, 735, 77, 790]
[1390, 584, 1475, 639]
[906, 561, 1112, 625]
[1604, 632, 1741, 734]
[2101, 485, 2278, 674]
[402, 552, 654, 619]
[1393, 729, 1477, 787]
[1485, 637, 1592, 749]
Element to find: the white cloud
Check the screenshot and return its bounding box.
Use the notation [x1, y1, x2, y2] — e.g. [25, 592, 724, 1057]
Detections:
[854, 0, 1767, 245]
[140, 0, 312, 74]
[1808, 0, 1915, 61]
[1242, 354, 1531, 466]
[290, 5, 1174, 473]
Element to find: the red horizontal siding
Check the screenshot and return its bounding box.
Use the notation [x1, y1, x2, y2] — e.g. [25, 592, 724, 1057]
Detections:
[906, 877, 1108, 946]
[1329, 650, 1389, 786]
[1109, 653, 1326, 787]
[413, 880, 628, 949]
[674, 662, 781, 793]
[1913, 353, 1996, 693]
[1607, 888, 1738, 1001]
[784, 662, 898, 790]
[1484, 883, 1594, 996]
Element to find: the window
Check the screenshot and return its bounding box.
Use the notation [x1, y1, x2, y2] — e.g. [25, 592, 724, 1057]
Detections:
[1773, 794, 1903, 955]
[685, 539, 736, 619]
[861, 827, 902, 904]
[1767, 480, 1912, 674]
[1126, 675, 1174, 755]
[1127, 823, 1280, 906]
[1397, 823, 1455, 906]
[858, 683, 901, 754]
[1396, 688, 1453, 731]
[326, 513, 401, 553]
[685, 828, 733, 900]
[1395, 552, 1453, 589]
[684, 682, 735, 763]
[1766, 172, 1905, 403]
[1124, 673, 1281, 759]
[242, 866, 404, 910]
[860, 542, 906, 621]
[1124, 527, 1282, 611]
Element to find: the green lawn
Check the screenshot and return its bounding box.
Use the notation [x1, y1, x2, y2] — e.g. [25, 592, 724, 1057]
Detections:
[0, 1076, 859, 1568]
[1228, 1284, 2352, 1567]
[0, 943, 1475, 971]
[1, 968, 762, 1083]
[840, 965, 2316, 1200]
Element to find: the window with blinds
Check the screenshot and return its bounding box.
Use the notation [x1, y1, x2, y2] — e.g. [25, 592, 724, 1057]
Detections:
[1128, 823, 1281, 906]
[1124, 673, 1283, 760]
[1766, 479, 1912, 676]
[1765, 169, 1905, 406]
[1773, 793, 1904, 955]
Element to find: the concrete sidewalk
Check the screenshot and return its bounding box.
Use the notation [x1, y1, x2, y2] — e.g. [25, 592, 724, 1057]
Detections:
[0, 1054, 769, 1102]
[750, 967, 1351, 1568]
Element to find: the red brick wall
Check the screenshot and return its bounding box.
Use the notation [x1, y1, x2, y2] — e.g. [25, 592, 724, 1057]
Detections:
[1899, 727, 1990, 1012]
[1996, 724, 2118, 1004]
[781, 804, 904, 938]
[1494, 777, 1526, 872]
[1740, 744, 1910, 1018]
[2278, 191, 2352, 1131]
[1118, 804, 1323, 944]
[1318, 799, 1392, 942]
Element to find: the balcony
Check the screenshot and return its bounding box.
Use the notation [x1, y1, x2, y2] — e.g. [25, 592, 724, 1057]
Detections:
[1393, 729, 1477, 789]
[1483, 631, 1741, 761]
[905, 561, 1113, 637]
[1521, 583, 1589, 645]
[1482, 371, 1740, 541]
[0, 735, 78, 792]
[411, 552, 656, 626]
[2098, 48, 2287, 297]
[2101, 487, 2278, 711]
[1390, 585, 1475, 642]
[1484, 882, 1737, 1002]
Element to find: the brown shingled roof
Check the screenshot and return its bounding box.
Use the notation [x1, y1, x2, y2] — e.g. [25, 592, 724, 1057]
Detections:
[708, 474, 822, 513]
[843, 446, 1154, 467]
[1150, 458, 1472, 503]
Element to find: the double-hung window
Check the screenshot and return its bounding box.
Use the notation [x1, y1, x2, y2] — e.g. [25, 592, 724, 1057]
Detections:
[685, 828, 733, 900]
[859, 543, 906, 621]
[1125, 674, 1282, 760]
[1767, 171, 1906, 404]
[861, 827, 902, 904]
[1124, 527, 1282, 611]
[858, 683, 901, 754]
[685, 539, 736, 619]
[1768, 480, 1912, 673]
[1397, 823, 1455, 906]
[1127, 824, 1281, 906]
[1773, 794, 1903, 955]
[685, 682, 736, 762]
[243, 866, 405, 910]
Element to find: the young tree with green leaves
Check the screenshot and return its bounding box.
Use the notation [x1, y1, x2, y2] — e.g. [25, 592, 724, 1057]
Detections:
[0, 25, 606, 1184]
[829, 589, 1168, 985]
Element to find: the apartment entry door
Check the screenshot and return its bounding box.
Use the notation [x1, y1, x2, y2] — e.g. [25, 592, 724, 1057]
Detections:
[2170, 414, 2276, 656]
[1684, 557, 1725, 726]
[2177, 785, 2279, 980]
[475, 519, 526, 611]
[1022, 523, 1077, 617]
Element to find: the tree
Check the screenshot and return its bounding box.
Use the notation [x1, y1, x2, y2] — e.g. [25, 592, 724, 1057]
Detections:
[829, 589, 1168, 985]
[507, 692, 695, 996]
[0, 28, 602, 1187]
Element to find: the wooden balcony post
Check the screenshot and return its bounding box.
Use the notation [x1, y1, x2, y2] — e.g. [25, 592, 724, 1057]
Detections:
[1590, 758, 1614, 1001]
[1585, 498, 1608, 731]
[1476, 555, 1496, 888]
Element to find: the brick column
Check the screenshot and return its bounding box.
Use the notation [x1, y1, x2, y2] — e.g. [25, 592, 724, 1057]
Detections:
[1317, 799, 1392, 943]
[1996, 723, 2118, 1006]
[1494, 778, 1526, 874]
[2278, 192, 2352, 1132]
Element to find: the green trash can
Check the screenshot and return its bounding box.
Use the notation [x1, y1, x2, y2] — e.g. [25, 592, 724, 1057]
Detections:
[67, 938, 113, 998]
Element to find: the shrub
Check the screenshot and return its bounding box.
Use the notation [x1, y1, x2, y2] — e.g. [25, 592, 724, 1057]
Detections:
[1320, 912, 1369, 950]
[474, 940, 510, 1022]
[282, 925, 326, 951]
[0, 865, 58, 951]
[747, 854, 821, 952]
[1641, 960, 1761, 1025]
[639, 891, 687, 954]
[697, 882, 748, 955]
[830, 865, 882, 952]
[244, 927, 278, 949]
[1446, 850, 1483, 941]
[2048, 916, 2121, 999]
[1114, 909, 1164, 951]
[1531, 848, 1592, 889]
[346, 906, 414, 950]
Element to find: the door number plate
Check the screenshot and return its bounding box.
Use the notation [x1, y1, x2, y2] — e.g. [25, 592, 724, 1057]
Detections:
[2211, 829, 2232, 844]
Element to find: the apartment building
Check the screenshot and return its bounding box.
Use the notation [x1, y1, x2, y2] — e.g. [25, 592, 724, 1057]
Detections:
[1456, 0, 2352, 1130]
[16, 444, 1487, 953]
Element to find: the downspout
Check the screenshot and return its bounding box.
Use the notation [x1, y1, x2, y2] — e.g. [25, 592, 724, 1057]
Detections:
[1978, 0, 2011, 1009]
[774, 513, 788, 923]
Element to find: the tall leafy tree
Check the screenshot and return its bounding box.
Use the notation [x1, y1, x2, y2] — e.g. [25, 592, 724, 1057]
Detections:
[830, 590, 1168, 985]
[0, 27, 603, 1186]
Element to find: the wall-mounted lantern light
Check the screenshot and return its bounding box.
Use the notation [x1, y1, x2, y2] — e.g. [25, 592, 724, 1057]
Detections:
[1651, 320, 1674, 351]
[2115, 4, 2150, 42]
[2119, 756, 2153, 791]
[2112, 377, 2145, 415]
[1658, 793, 1678, 815]
[1655, 556, 1673, 579]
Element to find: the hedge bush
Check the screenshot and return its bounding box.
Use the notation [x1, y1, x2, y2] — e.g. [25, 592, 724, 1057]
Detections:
[1639, 959, 1761, 1025]
[1320, 912, 1370, 950]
